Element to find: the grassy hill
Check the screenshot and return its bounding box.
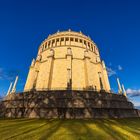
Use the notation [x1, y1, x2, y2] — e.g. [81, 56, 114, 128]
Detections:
[0, 118, 140, 140]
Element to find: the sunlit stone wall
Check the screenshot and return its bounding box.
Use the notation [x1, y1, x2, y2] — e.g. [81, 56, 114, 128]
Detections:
[24, 30, 110, 92]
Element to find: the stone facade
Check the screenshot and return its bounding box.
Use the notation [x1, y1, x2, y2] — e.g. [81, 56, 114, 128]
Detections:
[24, 30, 110, 92]
[0, 91, 139, 118]
[1, 30, 138, 119]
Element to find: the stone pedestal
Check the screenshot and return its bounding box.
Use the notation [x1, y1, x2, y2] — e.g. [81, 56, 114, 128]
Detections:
[0, 91, 139, 118]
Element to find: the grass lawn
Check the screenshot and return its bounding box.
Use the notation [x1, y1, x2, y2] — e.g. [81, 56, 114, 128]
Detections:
[0, 118, 140, 140]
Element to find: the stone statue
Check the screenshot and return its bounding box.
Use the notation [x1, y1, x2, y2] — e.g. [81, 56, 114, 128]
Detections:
[36, 55, 42, 61]
[102, 61, 106, 69]
[67, 48, 72, 55]
[49, 49, 54, 57]
[31, 59, 35, 67]
[84, 50, 89, 58]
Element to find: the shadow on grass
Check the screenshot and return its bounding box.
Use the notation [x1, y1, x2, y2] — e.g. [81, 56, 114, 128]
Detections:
[39, 119, 63, 140]
[95, 119, 125, 140]
[63, 119, 124, 140]
[0, 118, 140, 140]
[6, 119, 55, 139]
[0, 118, 39, 130]
[46, 119, 102, 140]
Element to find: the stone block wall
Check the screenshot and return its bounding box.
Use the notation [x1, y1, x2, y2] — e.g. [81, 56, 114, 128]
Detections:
[0, 91, 139, 119]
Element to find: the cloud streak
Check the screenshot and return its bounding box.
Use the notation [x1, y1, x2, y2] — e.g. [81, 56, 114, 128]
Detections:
[106, 67, 116, 77]
[0, 68, 20, 81]
[126, 88, 140, 97]
[133, 101, 140, 107]
[118, 65, 123, 71]
[106, 64, 123, 77]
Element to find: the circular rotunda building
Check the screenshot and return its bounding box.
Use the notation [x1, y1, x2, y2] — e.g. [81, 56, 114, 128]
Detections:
[24, 30, 110, 92]
[1, 30, 139, 119]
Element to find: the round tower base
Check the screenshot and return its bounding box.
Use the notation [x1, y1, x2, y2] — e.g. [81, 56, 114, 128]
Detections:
[0, 91, 140, 119]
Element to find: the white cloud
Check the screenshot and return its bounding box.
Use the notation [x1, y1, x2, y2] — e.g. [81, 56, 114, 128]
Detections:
[126, 88, 140, 97]
[106, 67, 116, 77]
[0, 68, 19, 81]
[118, 65, 123, 71]
[133, 101, 140, 107]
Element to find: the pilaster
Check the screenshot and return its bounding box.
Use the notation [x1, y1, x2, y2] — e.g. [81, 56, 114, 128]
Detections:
[66, 48, 72, 89]
[84, 50, 90, 89]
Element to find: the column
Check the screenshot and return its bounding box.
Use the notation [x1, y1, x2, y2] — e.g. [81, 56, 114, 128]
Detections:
[11, 76, 18, 93]
[6, 82, 13, 95]
[117, 78, 122, 94]
[55, 39, 57, 47]
[122, 84, 127, 97]
[64, 37, 66, 46]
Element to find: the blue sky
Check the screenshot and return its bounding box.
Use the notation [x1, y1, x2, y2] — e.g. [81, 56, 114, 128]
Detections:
[0, 0, 140, 106]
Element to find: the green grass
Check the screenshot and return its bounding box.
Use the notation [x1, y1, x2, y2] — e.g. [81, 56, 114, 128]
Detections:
[0, 118, 140, 140]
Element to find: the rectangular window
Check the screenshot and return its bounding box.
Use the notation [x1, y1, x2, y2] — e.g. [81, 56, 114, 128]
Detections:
[91, 44, 93, 51]
[84, 40, 86, 45]
[48, 41, 50, 47]
[75, 38, 78, 42]
[80, 39, 82, 43]
[91, 46, 93, 51]
[88, 42, 90, 47]
[61, 38, 64, 41]
[45, 43, 47, 48]
[70, 38, 73, 41]
[52, 40, 55, 43]
[66, 38, 69, 41]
